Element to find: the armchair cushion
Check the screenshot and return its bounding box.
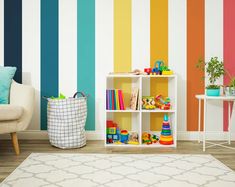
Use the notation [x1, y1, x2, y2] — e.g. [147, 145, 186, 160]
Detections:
[0, 66, 17, 104]
[0, 105, 23, 121]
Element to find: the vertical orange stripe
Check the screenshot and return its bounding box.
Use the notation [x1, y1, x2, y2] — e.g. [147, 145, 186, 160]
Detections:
[150, 0, 168, 131]
[113, 0, 132, 130]
[187, 0, 205, 131]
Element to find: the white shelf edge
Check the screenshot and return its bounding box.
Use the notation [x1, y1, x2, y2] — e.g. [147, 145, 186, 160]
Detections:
[106, 110, 140, 113]
[105, 143, 176, 148]
[106, 74, 176, 78]
[141, 109, 176, 113]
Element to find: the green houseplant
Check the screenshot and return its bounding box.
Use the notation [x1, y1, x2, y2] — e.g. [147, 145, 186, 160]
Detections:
[197, 57, 225, 96]
[224, 70, 235, 96]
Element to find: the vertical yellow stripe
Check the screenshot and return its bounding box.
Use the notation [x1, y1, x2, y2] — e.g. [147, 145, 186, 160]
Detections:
[150, 0, 168, 130]
[114, 0, 132, 130]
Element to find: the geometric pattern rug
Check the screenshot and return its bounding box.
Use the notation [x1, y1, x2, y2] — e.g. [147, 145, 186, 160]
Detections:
[1, 153, 235, 187]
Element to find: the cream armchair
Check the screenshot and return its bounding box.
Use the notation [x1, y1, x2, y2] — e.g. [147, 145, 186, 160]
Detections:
[0, 81, 34, 155]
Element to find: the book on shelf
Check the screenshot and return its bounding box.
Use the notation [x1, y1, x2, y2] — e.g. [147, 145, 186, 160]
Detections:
[130, 88, 139, 110]
[106, 89, 125, 110]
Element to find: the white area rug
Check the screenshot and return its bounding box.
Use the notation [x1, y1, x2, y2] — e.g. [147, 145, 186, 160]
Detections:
[1, 154, 235, 187]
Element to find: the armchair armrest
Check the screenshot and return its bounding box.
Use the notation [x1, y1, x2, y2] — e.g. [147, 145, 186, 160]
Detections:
[9, 81, 35, 131]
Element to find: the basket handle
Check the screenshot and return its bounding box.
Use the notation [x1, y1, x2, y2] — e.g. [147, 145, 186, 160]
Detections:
[73, 92, 86, 98]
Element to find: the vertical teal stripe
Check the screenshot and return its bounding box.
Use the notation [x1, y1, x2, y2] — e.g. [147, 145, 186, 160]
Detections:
[41, 0, 59, 130]
[77, 0, 95, 130]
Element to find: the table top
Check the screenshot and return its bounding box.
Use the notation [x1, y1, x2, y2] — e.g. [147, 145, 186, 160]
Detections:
[195, 94, 235, 101]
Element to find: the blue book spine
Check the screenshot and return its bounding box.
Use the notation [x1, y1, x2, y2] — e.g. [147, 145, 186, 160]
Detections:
[113, 90, 116, 110]
[109, 90, 112, 110]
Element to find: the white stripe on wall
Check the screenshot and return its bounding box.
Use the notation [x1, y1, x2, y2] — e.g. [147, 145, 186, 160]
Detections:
[205, 0, 224, 131]
[95, 0, 114, 131]
[59, 0, 77, 97]
[22, 0, 40, 130]
[0, 0, 3, 66]
[168, 0, 187, 131]
[132, 0, 150, 131]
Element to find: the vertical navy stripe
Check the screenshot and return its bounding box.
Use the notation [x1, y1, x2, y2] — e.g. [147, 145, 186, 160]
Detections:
[4, 0, 22, 83]
[41, 0, 59, 130]
[77, 0, 95, 130]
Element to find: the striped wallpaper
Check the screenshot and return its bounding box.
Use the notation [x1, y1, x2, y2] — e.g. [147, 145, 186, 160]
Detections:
[0, 0, 234, 133]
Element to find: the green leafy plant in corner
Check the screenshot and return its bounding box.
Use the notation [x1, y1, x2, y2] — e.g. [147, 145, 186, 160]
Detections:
[196, 57, 225, 89]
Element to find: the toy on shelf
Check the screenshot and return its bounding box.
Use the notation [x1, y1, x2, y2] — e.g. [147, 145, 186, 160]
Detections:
[155, 95, 171, 110]
[159, 114, 174, 145]
[106, 120, 120, 144]
[142, 96, 156, 110]
[144, 60, 174, 75]
[120, 130, 129, 143]
[128, 132, 139, 145]
[142, 132, 159, 145]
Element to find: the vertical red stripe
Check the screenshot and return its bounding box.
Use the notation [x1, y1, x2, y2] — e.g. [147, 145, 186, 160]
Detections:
[223, 0, 235, 131]
[187, 0, 205, 131]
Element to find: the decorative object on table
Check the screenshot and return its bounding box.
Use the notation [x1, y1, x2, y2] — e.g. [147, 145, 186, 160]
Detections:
[109, 69, 146, 75]
[120, 130, 129, 143]
[223, 69, 235, 96]
[142, 96, 156, 110]
[46, 92, 87, 149]
[130, 88, 139, 110]
[106, 89, 125, 110]
[196, 57, 225, 96]
[106, 120, 120, 144]
[128, 132, 139, 145]
[155, 95, 171, 110]
[159, 114, 174, 145]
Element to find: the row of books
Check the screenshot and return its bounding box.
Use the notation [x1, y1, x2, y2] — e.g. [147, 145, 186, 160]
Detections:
[106, 89, 125, 110]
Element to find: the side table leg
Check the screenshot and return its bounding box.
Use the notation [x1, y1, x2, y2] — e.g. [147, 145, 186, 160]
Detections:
[228, 101, 231, 145]
[203, 98, 207, 152]
[198, 99, 201, 143]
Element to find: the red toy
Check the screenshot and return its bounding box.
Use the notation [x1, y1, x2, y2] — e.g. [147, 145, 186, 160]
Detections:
[144, 68, 152, 75]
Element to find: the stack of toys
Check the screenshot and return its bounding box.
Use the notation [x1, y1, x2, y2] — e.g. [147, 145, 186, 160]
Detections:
[155, 95, 171, 110]
[144, 61, 173, 75]
[159, 114, 174, 145]
[106, 120, 120, 144]
[142, 132, 159, 145]
[106, 120, 139, 145]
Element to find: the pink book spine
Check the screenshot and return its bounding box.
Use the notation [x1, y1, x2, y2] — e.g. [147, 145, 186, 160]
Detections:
[118, 90, 123, 110]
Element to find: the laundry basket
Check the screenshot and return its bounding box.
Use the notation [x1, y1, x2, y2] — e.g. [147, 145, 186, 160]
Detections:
[46, 92, 87, 149]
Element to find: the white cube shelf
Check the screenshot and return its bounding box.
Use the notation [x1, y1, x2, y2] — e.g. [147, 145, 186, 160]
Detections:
[105, 74, 178, 148]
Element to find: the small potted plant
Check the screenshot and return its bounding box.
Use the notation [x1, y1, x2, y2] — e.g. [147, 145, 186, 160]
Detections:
[196, 57, 225, 96]
[224, 70, 235, 96]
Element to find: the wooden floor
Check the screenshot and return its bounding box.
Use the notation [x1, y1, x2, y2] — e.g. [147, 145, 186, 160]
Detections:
[0, 140, 235, 182]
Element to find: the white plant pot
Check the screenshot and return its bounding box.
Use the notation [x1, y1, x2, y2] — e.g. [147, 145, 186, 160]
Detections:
[224, 87, 235, 96]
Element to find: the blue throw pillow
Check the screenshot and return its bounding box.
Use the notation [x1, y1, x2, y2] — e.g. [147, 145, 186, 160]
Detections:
[0, 66, 17, 104]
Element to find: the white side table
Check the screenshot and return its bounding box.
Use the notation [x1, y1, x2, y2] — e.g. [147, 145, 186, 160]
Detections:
[195, 95, 235, 151]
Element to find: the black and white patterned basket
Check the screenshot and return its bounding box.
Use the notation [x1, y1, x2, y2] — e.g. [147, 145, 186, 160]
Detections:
[46, 92, 87, 149]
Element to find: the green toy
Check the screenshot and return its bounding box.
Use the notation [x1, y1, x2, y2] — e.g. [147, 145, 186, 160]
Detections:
[50, 93, 66, 100]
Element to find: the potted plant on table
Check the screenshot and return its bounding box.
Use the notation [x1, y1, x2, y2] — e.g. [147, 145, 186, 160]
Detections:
[224, 71, 235, 96]
[196, 57, 225, 96]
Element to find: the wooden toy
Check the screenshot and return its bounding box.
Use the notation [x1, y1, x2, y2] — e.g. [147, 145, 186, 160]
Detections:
[142, 96, 156, 110]
[128, 132, 139, 145]
[142, 132, 152, 144]
[155, 95, 171, 110]
[144, 68, 152, 75]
